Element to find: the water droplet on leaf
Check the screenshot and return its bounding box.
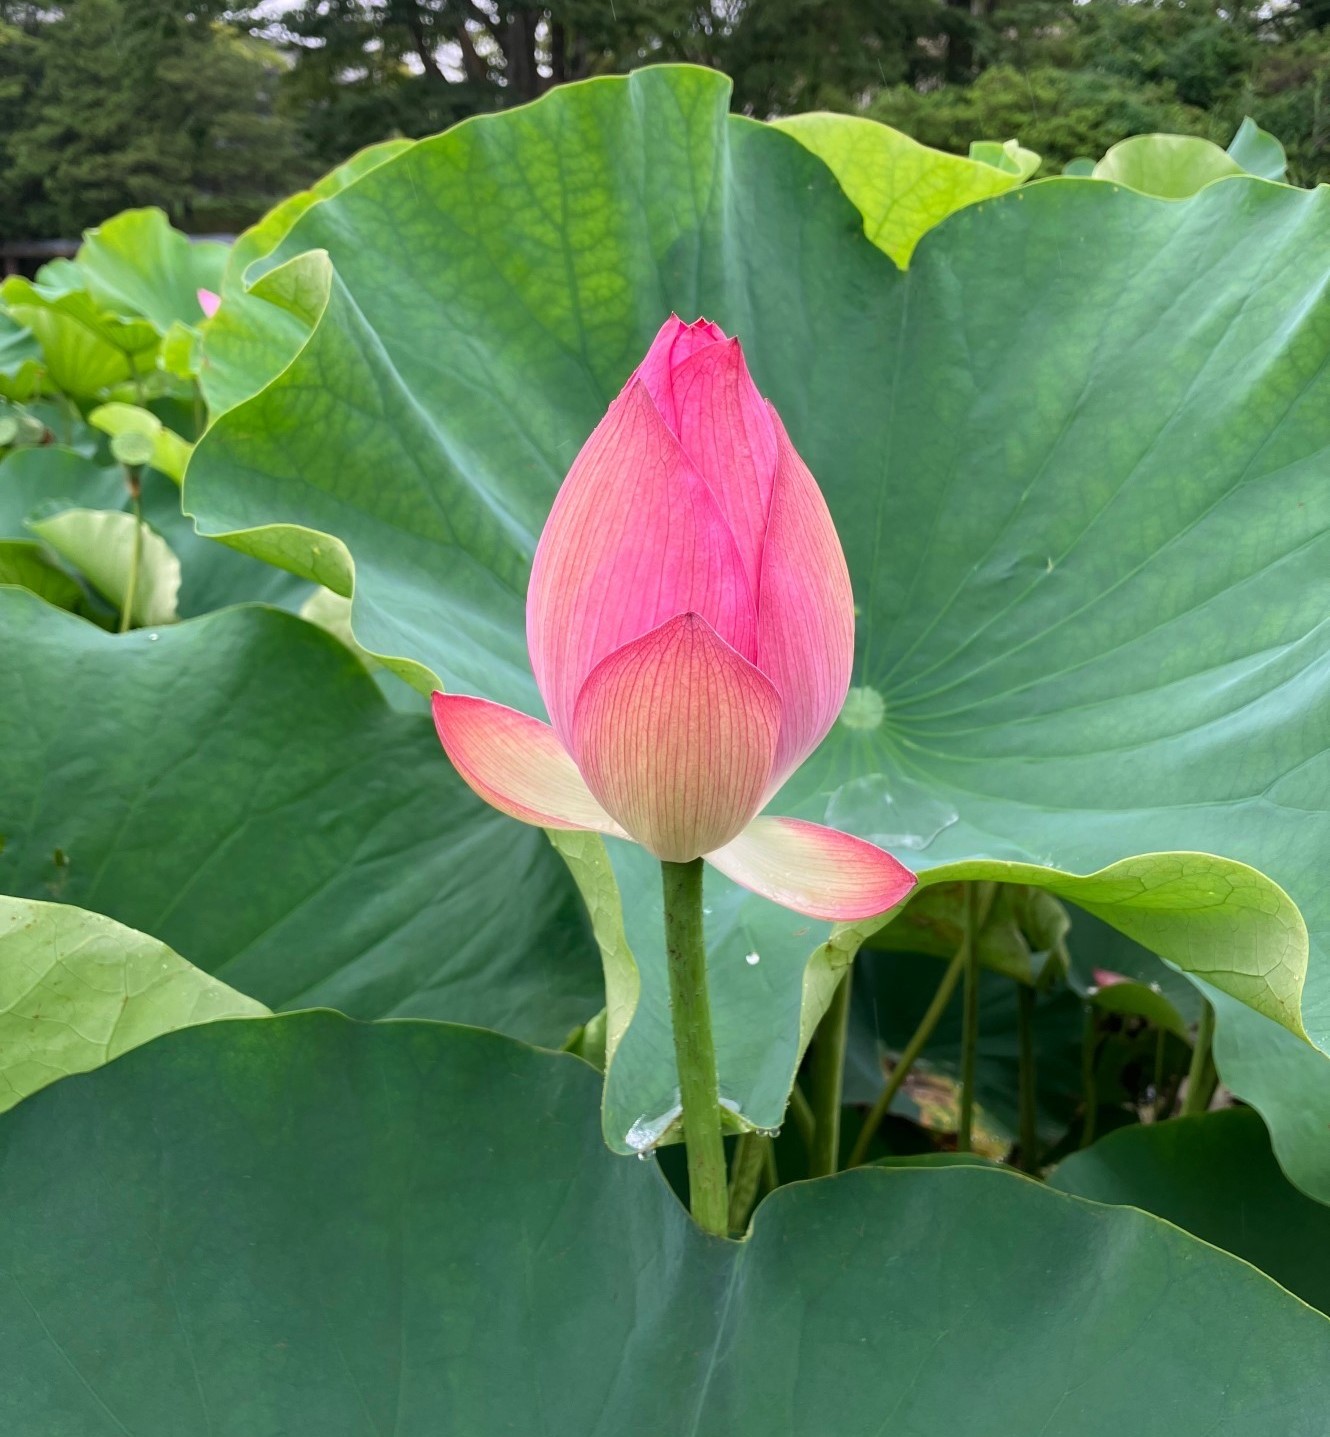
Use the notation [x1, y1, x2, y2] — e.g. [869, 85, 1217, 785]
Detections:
[825, 772, 958, 852]
[624, 1102, 682, 1154]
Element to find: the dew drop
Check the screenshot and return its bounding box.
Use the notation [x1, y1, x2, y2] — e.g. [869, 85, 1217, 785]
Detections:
[744, 951, 760, 966]
[624, 1102, 682, 1154]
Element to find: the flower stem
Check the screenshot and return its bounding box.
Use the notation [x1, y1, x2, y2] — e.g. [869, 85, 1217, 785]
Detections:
[1016, 982, 1038, 1171]
[788, 1080, 815, 1156]
[847, 943, 967, 1168]
[808, 966, 853, 1177]
[727, 1132, 768, 1232]
[119, 466, 143, 634]
[660, 857, 727, 1235]
[956, 882, 981, 1153]
[1182, 1000, 1217, 1116]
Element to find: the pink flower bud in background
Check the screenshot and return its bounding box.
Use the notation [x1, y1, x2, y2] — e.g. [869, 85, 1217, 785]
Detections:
[197, 288, 220, 319]
[432, 316, 916, 921]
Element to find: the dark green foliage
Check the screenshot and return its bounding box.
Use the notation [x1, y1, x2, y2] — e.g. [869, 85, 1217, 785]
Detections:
[872, 63, 1221, 171]
[4, 0, 1330, 240]
[872, 0, 1330, 181]
[0, 0, 308, 239]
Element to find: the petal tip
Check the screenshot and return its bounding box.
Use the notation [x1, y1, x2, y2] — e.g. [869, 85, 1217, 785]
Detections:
[707, 816, 917, 923]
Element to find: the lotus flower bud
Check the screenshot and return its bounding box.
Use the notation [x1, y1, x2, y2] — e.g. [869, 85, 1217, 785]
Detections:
[433, 317, 915, 920]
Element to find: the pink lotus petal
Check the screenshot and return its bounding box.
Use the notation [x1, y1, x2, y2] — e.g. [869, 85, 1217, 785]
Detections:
[706, 816, 917, 921]
[757, 408, 855, 789]
[527, 380, 756, 747]
[1093, 968, 1130, 989]
[671, 337, 777, 596]
[197, 288, 221, 319]
[431, 692, 624, 834]
[634, 315, 726, 430]
[571, 613, 780, 862]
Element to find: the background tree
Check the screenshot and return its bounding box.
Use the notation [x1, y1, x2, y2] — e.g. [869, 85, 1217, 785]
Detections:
[0, 0, 307, 240]
[3, 0, 1330, 242]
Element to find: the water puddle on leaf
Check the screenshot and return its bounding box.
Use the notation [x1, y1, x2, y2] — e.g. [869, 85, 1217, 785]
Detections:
[624, 1102, 681, 1155]
[825, 772, 959, 852]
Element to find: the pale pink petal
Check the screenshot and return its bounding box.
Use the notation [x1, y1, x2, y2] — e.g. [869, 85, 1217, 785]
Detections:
[706, 816, 917, 921]
[431, 692, 625, 834]
[197, 288, 221, 318]
[527, 380, 756, 747]
[633, 314, 727, 430]
[756, 408, 855, 789]
[671, 337, 777, 596]
[571, 613, 780, 863]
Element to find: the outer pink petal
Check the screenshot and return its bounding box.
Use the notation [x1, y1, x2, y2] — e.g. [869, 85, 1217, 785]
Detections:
[431, 692, 625, 834]
[757, 408, 855, 790]
[671, 337, 777, 596]
[706, 817, 917, 921]
[527, 380, 756, 747]
[633, 315, 727, 429]
[197, 288, 220, 318]
[571, 613, 781, 863]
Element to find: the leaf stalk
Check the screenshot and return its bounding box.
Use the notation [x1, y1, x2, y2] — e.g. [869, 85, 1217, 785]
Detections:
[660, 857, 728, 1235]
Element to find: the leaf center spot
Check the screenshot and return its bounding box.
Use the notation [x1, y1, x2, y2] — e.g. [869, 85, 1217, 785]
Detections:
[839, 686, 886, 732]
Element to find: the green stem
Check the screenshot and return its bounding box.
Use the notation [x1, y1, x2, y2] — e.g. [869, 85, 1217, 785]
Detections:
[660, 858, 727, 1235]
[119, 467, 143, 634]
[1080, 1004, 1099, 1148]
[808, 966, 854, 1177]
[1016, 982, 1038, 1172]
[848, 944, 967, 1168]
[727, 1132, 768, 1233]
[1182, 1001, 1217, 1116]
[956, 883, 981, 1153]
[788, 1080, 815, 1157]
[762, 1136, 779, 1193]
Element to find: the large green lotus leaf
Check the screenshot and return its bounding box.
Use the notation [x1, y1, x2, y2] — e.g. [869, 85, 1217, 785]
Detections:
[73, 207, 227, 333]
[1227, 117, 1288, 182]
[0, 542, 83, 611]
[772, 111, 1031, 265]
[2, 1013, 1327, 1435]
[201, 138, 413, 416]
[0, 310, 41, 401]
[1051, 1108, 1330, 1316]
[0, 446, 123, 534]
[0, 591, 599, 1045]
[30, 507, 181, 626]
[185, 69, 1330, 1168]
[0, 445, 305, 616]
[571, 831, 1302, 1152]
[89, 402, 192, 482]
[0, 279, 159, 397]
[969, 136, 1041, 179]
[1092, 133, 1245, 196]
[0, 895, 264, 1112]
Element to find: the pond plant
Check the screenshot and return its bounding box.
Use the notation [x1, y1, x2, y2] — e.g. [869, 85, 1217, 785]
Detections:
[0, 66, 1328, 1432]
